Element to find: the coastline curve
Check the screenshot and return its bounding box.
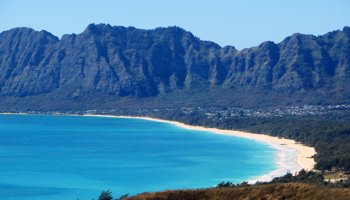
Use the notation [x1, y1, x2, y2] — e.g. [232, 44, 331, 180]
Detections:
[83, 114, 316, 183]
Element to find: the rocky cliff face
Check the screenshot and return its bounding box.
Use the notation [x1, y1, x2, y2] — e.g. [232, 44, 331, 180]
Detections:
[0, 24, 349, 110]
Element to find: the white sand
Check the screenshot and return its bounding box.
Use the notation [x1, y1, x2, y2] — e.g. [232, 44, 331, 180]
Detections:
[83, 114, 316, 183]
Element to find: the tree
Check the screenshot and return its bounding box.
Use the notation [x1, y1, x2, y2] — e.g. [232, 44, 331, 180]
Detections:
[98, 190, 113, 200]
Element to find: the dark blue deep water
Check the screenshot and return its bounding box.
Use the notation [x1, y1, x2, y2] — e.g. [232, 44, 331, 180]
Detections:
[0, 114, 276, 199]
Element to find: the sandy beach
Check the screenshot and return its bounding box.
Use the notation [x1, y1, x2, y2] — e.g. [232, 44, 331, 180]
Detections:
[83, 114, 316, 183]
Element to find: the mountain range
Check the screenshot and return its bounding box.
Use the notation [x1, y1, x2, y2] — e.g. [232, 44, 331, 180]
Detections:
[0, 24, 349, 111]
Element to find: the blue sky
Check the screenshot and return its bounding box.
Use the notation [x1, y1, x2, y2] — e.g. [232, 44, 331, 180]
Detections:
[1, 0, 349, 49]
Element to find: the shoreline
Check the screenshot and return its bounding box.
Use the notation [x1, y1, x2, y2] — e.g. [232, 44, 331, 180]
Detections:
[0, 112, 316, 183]
[83, 114, 316, 183]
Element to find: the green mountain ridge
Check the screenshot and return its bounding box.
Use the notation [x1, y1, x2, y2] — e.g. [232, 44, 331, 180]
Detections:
[0, 24, 349, 111]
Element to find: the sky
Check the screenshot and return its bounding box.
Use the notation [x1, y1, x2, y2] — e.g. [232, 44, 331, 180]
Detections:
[1, 0, 349, 49]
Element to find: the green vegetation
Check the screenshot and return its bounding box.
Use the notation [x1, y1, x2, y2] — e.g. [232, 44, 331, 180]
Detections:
[269, 170, 350, 188]
[98, 190, 113, 200]
[216, 170, 350, 188]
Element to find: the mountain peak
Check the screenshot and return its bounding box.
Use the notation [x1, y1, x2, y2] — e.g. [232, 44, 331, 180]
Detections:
[343, 26, 350, 33]
[83, 23, 113, 35]
[0, 26, 59, 43]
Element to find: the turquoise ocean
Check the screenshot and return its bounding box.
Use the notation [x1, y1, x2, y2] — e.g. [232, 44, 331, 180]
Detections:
[0, 114, 276, 199]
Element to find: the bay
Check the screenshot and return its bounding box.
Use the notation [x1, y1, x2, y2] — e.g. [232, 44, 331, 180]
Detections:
[0, 114, 276, 199]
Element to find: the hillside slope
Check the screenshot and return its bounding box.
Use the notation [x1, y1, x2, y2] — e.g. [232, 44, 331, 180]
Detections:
[124, 183, 350, 200]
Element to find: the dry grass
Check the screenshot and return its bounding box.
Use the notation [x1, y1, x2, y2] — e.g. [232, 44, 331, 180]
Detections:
[125, 183, 350, 200]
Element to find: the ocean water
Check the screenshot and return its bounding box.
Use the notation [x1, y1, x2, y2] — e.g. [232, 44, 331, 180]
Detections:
[0, 114, 276, 200]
